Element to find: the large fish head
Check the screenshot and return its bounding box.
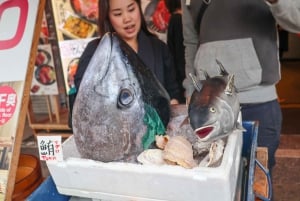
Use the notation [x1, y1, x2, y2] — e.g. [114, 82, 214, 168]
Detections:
[188, 76, 238, 142]
[72, 33, 170, 162]
[72, 33, 145, 162]
[91, 35, 142, 110]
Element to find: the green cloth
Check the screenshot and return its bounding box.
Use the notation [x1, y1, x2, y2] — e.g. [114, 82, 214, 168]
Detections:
[68, 87, 77, 95]
[142, 104, 166, 149]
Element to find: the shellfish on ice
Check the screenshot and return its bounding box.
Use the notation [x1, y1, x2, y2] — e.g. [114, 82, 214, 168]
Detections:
[137, 149, 166, 165]
[162, 135, 197, 169]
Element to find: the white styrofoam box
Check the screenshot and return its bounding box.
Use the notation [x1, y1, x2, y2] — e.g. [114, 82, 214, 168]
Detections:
[47, 129, 243, 201]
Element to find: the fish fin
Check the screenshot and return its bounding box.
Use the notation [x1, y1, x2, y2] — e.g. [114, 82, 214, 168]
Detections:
[189, 73, 202, 91]
[216, 59, 229, 76]
[236, 121, 246, 132]
[225, 74, 235, 95]
[236, 111, 246, 131]
[200, 69, 210, 80]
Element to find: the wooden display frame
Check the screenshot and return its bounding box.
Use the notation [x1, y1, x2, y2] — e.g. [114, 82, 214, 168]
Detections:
[25, 0, 72, 139]
[27, 94, 72, 139]
[0, 0, 45, 200]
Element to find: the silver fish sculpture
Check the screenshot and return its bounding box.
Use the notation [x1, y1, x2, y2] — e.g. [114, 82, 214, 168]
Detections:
[72, 33, 171, 162]
[188, 60, 243, 142]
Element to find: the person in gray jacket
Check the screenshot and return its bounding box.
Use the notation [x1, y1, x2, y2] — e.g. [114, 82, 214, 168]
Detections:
[181, 0, 300, 175]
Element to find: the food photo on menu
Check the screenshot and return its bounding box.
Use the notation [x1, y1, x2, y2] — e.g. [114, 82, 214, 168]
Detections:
[51, 0, 99, 41]
[30, 44, 59, 95]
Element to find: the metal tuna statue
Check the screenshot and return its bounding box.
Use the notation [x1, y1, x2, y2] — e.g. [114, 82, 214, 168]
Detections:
[72, 33, 171, 162]
[188, 60, 243, 142]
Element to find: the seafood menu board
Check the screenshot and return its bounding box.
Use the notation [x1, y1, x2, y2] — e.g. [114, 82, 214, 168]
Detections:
[31, 44, 59, 95]
[30, 12, 59, 95]
[51, 0, 98, 41]
[59, 38, 94, 93]
[51, 0, 98, 93]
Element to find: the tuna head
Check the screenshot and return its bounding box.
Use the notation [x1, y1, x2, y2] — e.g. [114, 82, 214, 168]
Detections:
[188, 62, 241, 142]
[72, 33, 170, 162]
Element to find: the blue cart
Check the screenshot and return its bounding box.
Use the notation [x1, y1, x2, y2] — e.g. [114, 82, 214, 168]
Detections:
[242, 121, 272, 201]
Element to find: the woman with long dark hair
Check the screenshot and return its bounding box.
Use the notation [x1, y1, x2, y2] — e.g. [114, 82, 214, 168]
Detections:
[69, 0, 181, 128]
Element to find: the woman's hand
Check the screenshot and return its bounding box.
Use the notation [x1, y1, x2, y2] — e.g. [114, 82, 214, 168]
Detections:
[186, 96, 191, 106]
[170, 99, 179, 105]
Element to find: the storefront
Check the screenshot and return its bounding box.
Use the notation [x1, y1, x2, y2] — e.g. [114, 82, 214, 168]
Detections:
[0, 1, 272, 200]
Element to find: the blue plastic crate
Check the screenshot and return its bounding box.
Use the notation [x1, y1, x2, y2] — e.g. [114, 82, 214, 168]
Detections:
[26, 176, 71, 201]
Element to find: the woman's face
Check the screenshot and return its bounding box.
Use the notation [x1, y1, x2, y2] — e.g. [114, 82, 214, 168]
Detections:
[109, 0, 141, 43]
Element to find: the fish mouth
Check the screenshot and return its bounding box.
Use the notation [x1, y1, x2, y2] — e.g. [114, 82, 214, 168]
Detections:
[194, 126, 214, 139]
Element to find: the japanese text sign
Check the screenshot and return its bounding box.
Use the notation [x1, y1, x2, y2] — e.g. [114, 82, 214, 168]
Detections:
[0, 85, 17, 125]
[37, 135, 63, 162]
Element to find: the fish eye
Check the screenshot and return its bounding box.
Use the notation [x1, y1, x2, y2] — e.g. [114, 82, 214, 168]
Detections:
[118, 88, 134, 109]
[209, 107, 216, 113]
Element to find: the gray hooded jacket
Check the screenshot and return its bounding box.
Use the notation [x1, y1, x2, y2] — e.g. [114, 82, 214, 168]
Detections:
[181, 0, 300, 103]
